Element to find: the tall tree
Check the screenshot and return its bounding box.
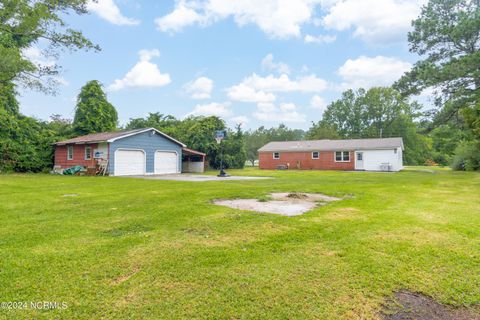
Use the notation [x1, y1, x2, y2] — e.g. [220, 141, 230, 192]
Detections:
[0, 0, 99, 94]
[73, 80, 118, 135]
[318, 87, 430, 164]
[126, 112, 179, 136]
[305, 122, 340, 140]
[394, 0, 480, 126]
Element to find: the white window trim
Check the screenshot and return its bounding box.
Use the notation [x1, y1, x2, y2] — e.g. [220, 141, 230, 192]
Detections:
[311, 151, 319, 159]
[273, 152, 280, 159]
[334, 151, 351, 162]
[84, 146, 92, 160]
[67, 146, 73, 160]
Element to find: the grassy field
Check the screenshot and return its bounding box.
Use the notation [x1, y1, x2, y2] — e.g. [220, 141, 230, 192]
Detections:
[0, 167, 479, 319]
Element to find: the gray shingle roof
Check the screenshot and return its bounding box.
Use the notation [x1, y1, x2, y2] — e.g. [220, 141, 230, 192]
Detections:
[55, 128, 186, 147]
[258, 137, 403, 152]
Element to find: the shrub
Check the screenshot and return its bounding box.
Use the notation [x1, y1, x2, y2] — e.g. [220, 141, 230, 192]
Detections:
[451, 142, 480, 171]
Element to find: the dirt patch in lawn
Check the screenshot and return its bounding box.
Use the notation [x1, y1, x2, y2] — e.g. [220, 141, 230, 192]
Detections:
[214, 192, 341, 216]
[381, 291, 480, 320]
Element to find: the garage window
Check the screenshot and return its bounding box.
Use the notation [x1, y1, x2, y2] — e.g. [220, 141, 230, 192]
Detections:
[84, 146, 92, 160]
[312, 151, 319, 159]
[335, 151, 350, 162]
[67, 146, 73, 160]
[273, 152, 280, 159]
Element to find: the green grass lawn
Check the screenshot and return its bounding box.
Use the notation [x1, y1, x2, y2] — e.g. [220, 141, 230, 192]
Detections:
[0, 167, 479, 319]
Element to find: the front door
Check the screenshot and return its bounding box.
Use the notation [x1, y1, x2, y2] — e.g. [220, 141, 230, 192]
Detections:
[355, 152, 364, 170]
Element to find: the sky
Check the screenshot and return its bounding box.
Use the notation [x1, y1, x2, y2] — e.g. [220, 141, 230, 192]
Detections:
[18, 0, 431, 130]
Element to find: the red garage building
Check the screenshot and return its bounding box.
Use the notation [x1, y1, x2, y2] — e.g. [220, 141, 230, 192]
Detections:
[258, 138, 404, 171]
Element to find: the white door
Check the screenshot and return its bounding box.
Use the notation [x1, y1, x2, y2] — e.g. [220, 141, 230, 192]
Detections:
[355, 152, 364, 170]
[154, 151, 178, 174]
[114, 149, 145, 176]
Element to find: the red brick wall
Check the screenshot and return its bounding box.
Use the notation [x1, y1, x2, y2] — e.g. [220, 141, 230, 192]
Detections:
[259, 151, 355, 170]
[54, 144, 98, 168]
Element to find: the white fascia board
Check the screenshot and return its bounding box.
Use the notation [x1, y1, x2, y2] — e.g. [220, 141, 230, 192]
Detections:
[107, 128, 186, 147]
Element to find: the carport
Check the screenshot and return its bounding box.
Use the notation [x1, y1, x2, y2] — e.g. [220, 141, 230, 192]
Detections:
[182, 148, 206, 173]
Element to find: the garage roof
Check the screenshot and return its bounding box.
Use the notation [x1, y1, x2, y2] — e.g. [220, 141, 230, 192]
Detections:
[258, 137, 403, 152]
[55, 128, 186, 147]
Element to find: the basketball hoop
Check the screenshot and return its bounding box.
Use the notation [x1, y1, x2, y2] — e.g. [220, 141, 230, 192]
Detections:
[214, 130, 229, 177]
[215, 130, 226, 144]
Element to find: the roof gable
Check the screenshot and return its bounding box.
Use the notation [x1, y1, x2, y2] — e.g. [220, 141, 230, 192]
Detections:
[55, 128, 186, 147]
[258, 138, 404, 152]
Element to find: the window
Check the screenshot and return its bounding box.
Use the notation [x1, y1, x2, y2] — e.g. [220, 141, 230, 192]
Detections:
[85, 146, 92, 160]
[67, 146, 73, 160]
[394, 148, 397, 154]
[273, 152, 280, 159]
[335, 151, 350, 162]
[357, 153, 363, 161]
[312, 151, 319, 159]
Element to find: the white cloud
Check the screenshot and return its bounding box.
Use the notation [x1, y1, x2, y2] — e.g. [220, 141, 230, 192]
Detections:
[310, 95, 327, 110]
[337, 55, 412, 89]
[238, 73, 328, 93]
[261, 54, 291, 74]
[321, 0, 425, 43]
[229, 115, 249, 125]
[304, 34, 336, 44]
[109, 49, 171, 91]
[87, 0, 140, 26]
[253, 102, 306, 123]
[184, 76, 213, 99]
[155, 0, 321, 38]
[155, 1, 204, 32]
[227, 83, 276, 103]
[187, 102, 232, 117]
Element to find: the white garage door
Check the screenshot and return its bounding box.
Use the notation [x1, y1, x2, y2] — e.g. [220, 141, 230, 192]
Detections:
[114, 149, 145, 176]
[154, 151, 178, 174]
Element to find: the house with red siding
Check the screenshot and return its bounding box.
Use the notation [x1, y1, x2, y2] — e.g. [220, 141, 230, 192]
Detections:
[54, 128, 205, 175]
[258, 138, 403, 172]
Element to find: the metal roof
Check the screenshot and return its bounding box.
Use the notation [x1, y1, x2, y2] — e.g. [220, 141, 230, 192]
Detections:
[258, 137, 404, 152]
[55, 128, 186, 147]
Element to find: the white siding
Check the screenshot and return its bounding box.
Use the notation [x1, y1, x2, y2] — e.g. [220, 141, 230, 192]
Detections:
[182, 161, 204, 173]
[94, 143, 108, 159]
[358, 149, 403, 171]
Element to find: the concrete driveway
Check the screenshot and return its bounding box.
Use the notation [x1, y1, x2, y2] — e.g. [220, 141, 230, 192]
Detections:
[128, 174, 272, 182]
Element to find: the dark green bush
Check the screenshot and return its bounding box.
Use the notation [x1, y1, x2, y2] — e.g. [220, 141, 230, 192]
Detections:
[451, 142, 480, 171]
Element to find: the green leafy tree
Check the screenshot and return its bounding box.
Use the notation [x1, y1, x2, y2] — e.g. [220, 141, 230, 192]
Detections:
[218, 125, 247, 169]
[0, 83, 19, 115]
[394, 0, 480, 169]
[0, 108, 58, 172]
[73, 80, 118, 135]
[243, 125, 306, 165]
[320, 87, 430, 164]
[395, 0, 480, 113]
[0, 0, 99, 94]
[126, 112, 179, 137]
[244, 127, 269, 166]
[306, 122, 340, 140]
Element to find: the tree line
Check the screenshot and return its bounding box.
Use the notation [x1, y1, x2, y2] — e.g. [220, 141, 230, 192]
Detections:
[0, 0, 479, 172]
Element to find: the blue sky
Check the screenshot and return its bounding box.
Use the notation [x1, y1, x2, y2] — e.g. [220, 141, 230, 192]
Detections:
[19, 0, 429, 130]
